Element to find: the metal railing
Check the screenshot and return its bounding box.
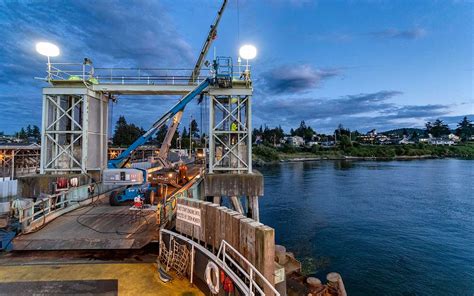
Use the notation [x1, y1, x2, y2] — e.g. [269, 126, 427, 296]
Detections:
[217, 240, 280, 296]
[16, 185, 90, 230]
[161, 229, 279, 296]
[47, 62, 95, 81]
[43, 62, 252, 85]
[94, 67, 209, 85]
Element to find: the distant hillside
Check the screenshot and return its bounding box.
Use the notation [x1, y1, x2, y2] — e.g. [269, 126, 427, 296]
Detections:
[381, 128, 426, 136]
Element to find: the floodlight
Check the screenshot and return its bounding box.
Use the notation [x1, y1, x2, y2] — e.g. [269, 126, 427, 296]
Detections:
[36, 42, 60, 57]
[239, 45, 257, 60]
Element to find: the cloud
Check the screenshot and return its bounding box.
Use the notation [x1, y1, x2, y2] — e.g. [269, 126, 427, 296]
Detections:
[369, 28, 427, 40]
[253, 90, 455, 132]
[0, 0, 196, 133]
[260, 64, 340, 94]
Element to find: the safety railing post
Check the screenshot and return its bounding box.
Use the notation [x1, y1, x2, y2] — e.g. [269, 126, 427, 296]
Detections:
[190, 245, 195, 284]
[249, 269, 254, 295]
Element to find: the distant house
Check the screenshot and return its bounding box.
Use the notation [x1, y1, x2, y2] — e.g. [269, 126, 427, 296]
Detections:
[367, 129, 377, 137]
[376, 134, 390, 144]
[321, 141, 336, 148]
[448, 133, 461, 143]
[306, 141, 320, 147]
[398, 135, 415, 145]
[286, 136, 305, 147]
[254, 135, 263, 145]
[429, 138, 454, 146]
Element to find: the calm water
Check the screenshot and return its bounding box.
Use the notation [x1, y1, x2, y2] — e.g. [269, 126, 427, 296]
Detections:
[259, 159, 474, 296]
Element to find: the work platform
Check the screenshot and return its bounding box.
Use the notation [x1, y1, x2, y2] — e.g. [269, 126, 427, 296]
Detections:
[13, 196, 157, 250]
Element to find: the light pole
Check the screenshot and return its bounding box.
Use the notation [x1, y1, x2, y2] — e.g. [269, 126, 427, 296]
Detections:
[36, 42, 60, 82]
[239, 45, 257, 76]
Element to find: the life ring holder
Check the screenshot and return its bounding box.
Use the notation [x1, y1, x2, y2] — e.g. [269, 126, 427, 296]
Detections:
[205, 261, 220, 294]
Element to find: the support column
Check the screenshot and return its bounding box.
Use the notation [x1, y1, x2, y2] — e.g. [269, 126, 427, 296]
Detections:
[248, 195, 260, 222]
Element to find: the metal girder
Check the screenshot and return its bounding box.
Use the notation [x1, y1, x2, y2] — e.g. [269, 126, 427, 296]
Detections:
[91, 84, 197, 95]
[208, 93, 252, 174]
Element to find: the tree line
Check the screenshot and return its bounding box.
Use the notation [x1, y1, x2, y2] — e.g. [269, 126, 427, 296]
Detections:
[0, 125, 41, 142]
[253, 117, 473, 146]
[112, 115, 203, 147]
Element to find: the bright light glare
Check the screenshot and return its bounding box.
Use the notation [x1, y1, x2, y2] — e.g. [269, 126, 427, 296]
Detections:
[239, 45, 257, 60]
[36, 42, 60, 57]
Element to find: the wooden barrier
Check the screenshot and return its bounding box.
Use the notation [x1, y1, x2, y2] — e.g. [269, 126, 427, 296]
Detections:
[176, 197, 276, 291]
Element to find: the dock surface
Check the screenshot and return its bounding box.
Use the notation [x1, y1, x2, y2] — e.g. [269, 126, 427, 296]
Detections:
[0, 262, 203, 296]
[13, 196, 158, 250]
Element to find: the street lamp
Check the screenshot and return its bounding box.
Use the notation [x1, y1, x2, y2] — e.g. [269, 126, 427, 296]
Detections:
[36, 42, 60, 82]
[239, 44, 257, 74]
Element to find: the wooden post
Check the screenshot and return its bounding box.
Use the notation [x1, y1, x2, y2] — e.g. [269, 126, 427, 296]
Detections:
[248, 195, 260, 221]
[230, 196, 244, 214]
[213, 196, 221, 205]
[255, 225, 276, 295]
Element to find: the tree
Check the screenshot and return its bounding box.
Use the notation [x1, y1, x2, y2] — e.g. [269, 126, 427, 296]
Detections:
[455, 116, 473, 141]
[18, 127, 27, 140]
[294, 121, 315, 142]
[155, 125, 168, 144]
[181, 126, 188, 139]
[426, 119, 450, 137]
[338, 135, 352, 150]
[32, 125, 41, 141]
[190, 119, 199, 138]
[112, 116, 145, 146]
[26, 125, 32, 137]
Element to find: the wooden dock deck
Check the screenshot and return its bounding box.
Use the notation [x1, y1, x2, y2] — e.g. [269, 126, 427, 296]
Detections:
[13, 196, 158, 251]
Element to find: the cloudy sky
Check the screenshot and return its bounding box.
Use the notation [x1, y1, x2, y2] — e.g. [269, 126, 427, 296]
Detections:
[0, 0, 472, 134]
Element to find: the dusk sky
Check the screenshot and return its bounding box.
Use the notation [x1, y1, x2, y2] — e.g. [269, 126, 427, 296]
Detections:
[0, 0, 472, 134]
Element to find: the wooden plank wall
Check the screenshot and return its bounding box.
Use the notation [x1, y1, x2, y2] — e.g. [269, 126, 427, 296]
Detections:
[176, 198, 275, 290]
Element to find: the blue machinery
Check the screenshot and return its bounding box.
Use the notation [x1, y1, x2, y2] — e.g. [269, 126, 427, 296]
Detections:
[103, 59, 233, 204]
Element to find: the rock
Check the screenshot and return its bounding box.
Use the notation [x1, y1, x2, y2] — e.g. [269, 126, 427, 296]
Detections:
[326, 272, 341, 284]
[306, 277, 322, 287]
[275, 244, 288, 264]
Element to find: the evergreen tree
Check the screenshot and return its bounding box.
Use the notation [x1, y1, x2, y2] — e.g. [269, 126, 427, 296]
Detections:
[112, 116, 145, 146]
[32, 125, 41, 141]
[155, 125, 168, 144]
[18, 127, 27, 139]
[181, 126, 188, 138]
[190, 119, 199, 138]
[26, 125, 32, 137]
[426, 119, 450, 137]
[455, 116, 473, 141]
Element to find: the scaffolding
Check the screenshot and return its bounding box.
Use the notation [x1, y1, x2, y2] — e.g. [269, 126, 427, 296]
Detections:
[40, 87, 108, 174]
[208, 86, 253, 173]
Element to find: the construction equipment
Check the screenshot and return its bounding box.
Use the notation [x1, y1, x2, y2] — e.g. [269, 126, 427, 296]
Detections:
[157, 0, 228, 169]
[104, 78, 215, 204]
[104, 0, 229, 206]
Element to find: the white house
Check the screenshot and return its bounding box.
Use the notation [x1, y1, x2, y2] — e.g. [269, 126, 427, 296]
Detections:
[429, 138, 454, 146]
[287, 136, 305, 147]
[448, 133, 461, 142]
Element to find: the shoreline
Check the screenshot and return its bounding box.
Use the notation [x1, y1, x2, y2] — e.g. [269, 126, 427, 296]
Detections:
[253, 154, 473, 165]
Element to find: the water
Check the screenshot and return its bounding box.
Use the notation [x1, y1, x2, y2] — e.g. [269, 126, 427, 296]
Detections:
[259, 159, 474, 296]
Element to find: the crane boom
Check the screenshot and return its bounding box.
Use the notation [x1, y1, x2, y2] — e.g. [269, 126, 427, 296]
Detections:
[107, 78, 212, 169]
[157, 0, 228, 163]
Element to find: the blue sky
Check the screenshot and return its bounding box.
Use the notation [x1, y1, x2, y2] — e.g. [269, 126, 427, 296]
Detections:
[0, 0, 472, 134]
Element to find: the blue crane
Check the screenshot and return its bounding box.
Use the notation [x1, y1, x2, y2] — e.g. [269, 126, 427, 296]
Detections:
[107, 77, 213, 169]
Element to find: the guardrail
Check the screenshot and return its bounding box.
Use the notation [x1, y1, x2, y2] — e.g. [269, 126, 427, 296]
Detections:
[218, 240, 280, 296]
[16, 185, 90, 231]
[161, 229, 279, 296]
[43, 63, 252, 85]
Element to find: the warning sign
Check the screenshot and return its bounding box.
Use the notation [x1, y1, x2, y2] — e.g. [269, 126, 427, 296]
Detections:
[177, 204, 201, 227]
